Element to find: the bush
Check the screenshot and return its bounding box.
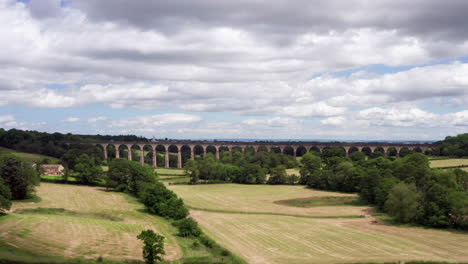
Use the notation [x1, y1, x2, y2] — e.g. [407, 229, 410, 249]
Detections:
[174, 218, 201, 237]
[384, 182, 422, 223]
[199, 235, 215, 248]
[141, 182, 188, 220]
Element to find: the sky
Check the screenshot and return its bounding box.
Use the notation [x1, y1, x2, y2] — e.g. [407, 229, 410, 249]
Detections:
[0, 0, 467, 141]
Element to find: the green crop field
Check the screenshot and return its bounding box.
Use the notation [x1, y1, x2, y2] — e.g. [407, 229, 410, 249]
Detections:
[0, 183, 182, 263]
[191, 211, 468, 264]
[430, 158, 468, 168]
[169, 184, 366, 217]
[0, 147, 60, 163]
[156, 168, 186, 176]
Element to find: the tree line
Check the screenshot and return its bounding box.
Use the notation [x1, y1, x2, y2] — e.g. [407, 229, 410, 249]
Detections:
[0, 128, 146, 160]
[435, 133, 468, 157]
[185, 151, 298, 184]
[1, 128, 467, 161]
[299, 150, 468, 229]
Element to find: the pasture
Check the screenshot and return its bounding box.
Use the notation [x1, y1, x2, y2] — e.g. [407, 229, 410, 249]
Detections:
[156, 168, 186, 176]
[171, 183, 468, 264]
[0, 147, 60, 163]
[430, 158, 468, 168]
[191, 211, 468, 264]
[0, 183, 182, 262]
[169, 184, 367, 217]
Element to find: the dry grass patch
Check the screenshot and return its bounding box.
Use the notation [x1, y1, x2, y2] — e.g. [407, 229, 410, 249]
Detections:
[169, 184, 368, 217]
[286, 168, 300, 175]
[0, 183, 182, 262]
[191, 210, 468, 264]
[430, 159, 468, 168]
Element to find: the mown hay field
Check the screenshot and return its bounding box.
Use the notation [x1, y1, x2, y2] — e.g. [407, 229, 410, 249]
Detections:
[169, 184, 367, 217]
[430, 158, 468, 168]
[191, 210, 468, 264]
[0, 183, 181, 262]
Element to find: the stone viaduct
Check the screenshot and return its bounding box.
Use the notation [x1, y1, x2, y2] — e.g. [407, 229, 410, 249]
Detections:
[70, 140, 435, 169]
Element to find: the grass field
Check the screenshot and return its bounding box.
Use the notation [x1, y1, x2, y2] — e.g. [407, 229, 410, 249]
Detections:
[0, 147, 60, 163]
[156, 168, 186, 176]
[430, 158, 468, 168]
[169, 184, 367, 217]
[40, 175, 78, 182]
[0, 183, 182, 262]
[170, 183, 468, 264]
[191, 211, 468, 264]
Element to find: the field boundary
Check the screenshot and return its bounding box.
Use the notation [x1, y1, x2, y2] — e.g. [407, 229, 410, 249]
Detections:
[188, 206, 364, 219]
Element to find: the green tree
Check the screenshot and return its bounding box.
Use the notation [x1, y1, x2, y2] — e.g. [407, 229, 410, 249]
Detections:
[174, 218, 201, 237]
[0, 178, 12, 213]
[137, 229, 165, 264]
[447, 191, 468, 229]
[374, 177, 400, 210]
[349, 151, 366, 162]
[384, 182, 422, 223]
[74, 154, 103, 185]
[299, 152, 321, 184]
[106, 159, 155, 195]
[267, 165, 287, 184]
[0, 155, 39, 200]
[141, 182, 188, 219]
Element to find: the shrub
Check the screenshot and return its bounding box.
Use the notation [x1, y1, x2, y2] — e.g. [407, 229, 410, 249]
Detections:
[174, 218, 201, 237]
[141, 182, 188, 220]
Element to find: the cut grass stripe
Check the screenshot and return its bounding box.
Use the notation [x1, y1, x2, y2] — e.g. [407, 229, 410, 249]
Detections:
[187, 206, 364, 219]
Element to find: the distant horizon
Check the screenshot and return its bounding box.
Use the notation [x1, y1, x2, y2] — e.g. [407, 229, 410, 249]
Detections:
[0, 126, 445, 143]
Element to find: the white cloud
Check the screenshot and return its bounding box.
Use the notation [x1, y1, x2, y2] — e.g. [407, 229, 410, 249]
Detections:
[0, 0, 467, 139]
[447, 110, 468, 127]
[111, 113, 202, 128]
[320, 106, 468, 129]
[320, 116, 346, 126]
[87, 116, 108, 122]
[0, 115, 15, 123]
[64, 117, 80, 122]
[280, 102, 346, 117]
[242, 117, 301, 128]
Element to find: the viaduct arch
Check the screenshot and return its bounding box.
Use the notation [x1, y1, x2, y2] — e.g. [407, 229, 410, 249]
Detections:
[72, 140, 435, 169]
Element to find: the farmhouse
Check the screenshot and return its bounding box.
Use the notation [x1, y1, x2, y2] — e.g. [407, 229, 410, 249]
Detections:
[40, 164, 64, 176]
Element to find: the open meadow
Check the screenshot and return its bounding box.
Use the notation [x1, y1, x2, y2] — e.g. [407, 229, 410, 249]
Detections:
[169, 184, 468, 264]
[430, 158, 468, 168]
[191, 211, 468, 264]
[0, 183, 182, 263]
[156, 168, 186, 176]
[169, 184, 366, 217]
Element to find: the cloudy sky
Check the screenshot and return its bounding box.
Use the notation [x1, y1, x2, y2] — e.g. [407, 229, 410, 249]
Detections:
[0, 0, 467, 141]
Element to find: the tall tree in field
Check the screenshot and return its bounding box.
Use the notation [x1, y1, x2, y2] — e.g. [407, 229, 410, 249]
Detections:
[137, 229, 165, 264]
